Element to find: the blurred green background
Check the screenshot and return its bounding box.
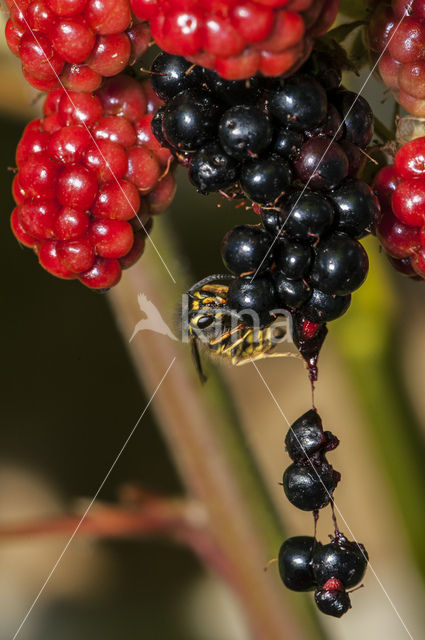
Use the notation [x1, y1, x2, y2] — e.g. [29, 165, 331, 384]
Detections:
[2, 8, 425, 640]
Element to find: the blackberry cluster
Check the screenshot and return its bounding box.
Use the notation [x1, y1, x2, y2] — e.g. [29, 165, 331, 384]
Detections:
[5, 0, 150, 92]
[151, 51, 374, 205]
[374, 136, 425, 279]
[278, 533, 368, 617]
[278, 409, 368, 617]
[151, 53, 378, 363]
[11, 75, 176, 289]
[131, 0, 340, 80]
[368, 0, 425, 118]
[219, 207, 374, 369]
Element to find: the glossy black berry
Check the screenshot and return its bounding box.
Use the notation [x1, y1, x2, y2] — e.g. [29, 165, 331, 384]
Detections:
[273, 128, 304, 160]
[310, 233, 369, 295]
[278, 536, 317, 592]
[151, 106, 167, 147]
[302, 289, 351, 324]
[261, 208, 282, 236]
[162, 90, 220, 152]
[329, 179, 381, 238]
[285, 409, 323, 460]
[282, 460, 340, 511]
[276, 238, 313, 279]
[339, 140, 362, 178]
[203, 69, 262, 105]
[307, 104, 342, 140]
[312, 534, 368, 589]
[221, 224, 273, 275]
[240, 156, 292, 205]
[267, 75, 328, 130]
[295, 137, 349, 191]
[280, 191, 334, 242]
[315, 586, 351, 618]
[274, 273, 311, 309]
[227, 274, 277, 326]
[189, 143, 239, 193]
[218, 106, 273, 160]
[151, 53, 202, 100]
[331, 90, 373, 149]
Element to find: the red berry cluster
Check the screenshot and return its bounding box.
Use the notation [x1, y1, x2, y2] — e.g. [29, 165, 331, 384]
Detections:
[131, 0, 340, 80]
[368, 0, 425, 117]
[374, 136, 425, 279]
[5, 0, 150, 92]
[11, 75, 176, 289]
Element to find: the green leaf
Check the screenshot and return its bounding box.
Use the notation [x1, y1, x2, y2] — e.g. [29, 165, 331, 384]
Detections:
[322, 20, 366, 44]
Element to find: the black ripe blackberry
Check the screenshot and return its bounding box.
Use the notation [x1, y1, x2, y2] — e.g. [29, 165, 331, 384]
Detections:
[331, 90, 374, 149]
[227, 274, 277, 327]
[240, 156, 292, 205]
[294, 137, 349, 191]
[279, 191, 335, 242]
[266, 75, 328, 130]
[221, 224, 273, 275]
[329, 179, 381, 239]
[218, 106, 272, 160]
[275, 239, 313, 280]
[310, 234, 369, 296]
[314, 580, 352, 618]
[152, 51, 377, 365]
[282, 408, 340, 511]
[302, 289, 352, 324]
[273, 128, 304, 160]
[151, 53, 203, 101]
[274, 273, 311, 309]
[282, 459, 340, 511]
[285, 409, 339, 461]
[202, 68, 262, 106]
[278, 536, 317, 592]
[162, 90, 220, 152]
[189, 143, 239, 194]
[312, 533, 369, 589]
[150, 50, 375, 209]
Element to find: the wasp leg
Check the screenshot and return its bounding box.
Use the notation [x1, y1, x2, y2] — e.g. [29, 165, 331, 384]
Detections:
[234, 351, 303, 366]
[190, 336, 208, 384]
[221, 329, 252, 354]
[209, 324, 245, 346]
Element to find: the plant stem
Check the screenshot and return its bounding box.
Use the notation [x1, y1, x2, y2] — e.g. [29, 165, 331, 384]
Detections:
[108, 218, 327, 640]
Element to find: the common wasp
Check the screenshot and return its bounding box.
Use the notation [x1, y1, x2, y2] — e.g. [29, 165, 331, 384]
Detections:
[184, 274, 297, 383]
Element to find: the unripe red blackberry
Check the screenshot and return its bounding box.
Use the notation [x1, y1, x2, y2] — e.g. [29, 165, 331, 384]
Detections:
[10, 76, 175, 290]
[373, 137, 425, 281]
[132, 0, 340, 80]
[5, 0, 151, 92]
[367, 0, 425, 117]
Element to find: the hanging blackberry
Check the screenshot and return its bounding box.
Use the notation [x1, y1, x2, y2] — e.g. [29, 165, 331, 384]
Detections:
[277, 529, 368, 617]
[282, 408, 340, 511]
